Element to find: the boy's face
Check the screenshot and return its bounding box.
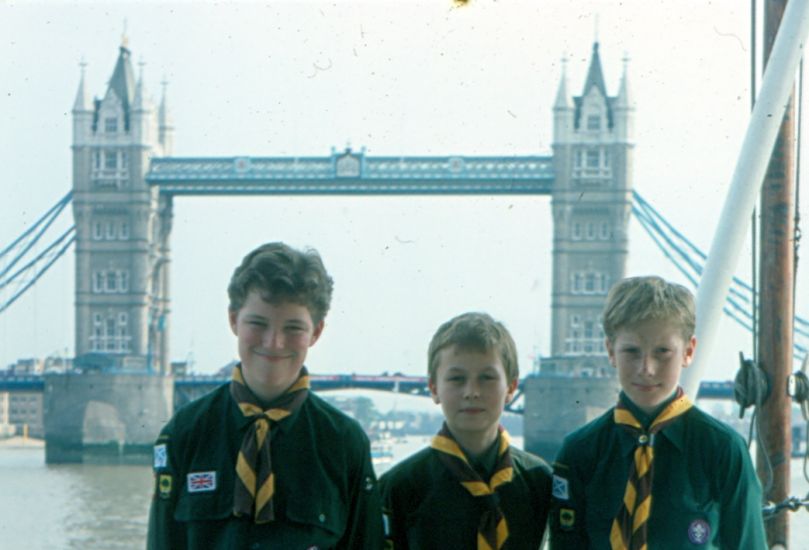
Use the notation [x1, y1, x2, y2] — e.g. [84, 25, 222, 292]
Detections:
[429, 345, 517, 445]
[229, 289, 323, 403]
[606, 319, 696, 415]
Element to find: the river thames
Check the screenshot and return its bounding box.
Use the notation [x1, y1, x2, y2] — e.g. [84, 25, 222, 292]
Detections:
[0, 439, 807, 549]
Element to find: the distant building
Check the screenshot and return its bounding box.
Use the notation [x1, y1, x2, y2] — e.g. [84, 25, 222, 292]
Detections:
[0, 390, 43, 438]
[0, 393, 14, 437]
[9, 358, 43, 375]
[6, 356, 73, 375]
[170, 360, 190, 376]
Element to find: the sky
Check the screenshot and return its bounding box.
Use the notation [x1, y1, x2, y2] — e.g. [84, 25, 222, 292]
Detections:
[1, 0, 808, 382]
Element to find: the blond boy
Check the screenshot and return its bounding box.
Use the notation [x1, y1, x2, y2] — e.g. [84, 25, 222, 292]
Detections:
[549, 276, 766, 549]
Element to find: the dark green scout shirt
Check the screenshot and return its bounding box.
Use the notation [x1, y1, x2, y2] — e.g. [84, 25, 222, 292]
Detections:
[147, 384, 384, 550]
[549, 404, 766, 549]
[379, 445, 553, 549]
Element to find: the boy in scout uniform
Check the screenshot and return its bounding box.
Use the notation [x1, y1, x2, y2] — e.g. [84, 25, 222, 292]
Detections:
[147, 242, 383, 549]
[549, 276, 766, 549]
[379, 312, 553, 549]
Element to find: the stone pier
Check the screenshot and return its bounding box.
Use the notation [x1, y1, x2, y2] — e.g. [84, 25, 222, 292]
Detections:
[43, 372, 174, 464]
[523, 374, 619, 462]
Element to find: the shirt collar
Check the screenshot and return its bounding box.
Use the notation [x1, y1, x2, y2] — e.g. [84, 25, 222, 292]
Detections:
[229, 382, 309, 434]
[616, 390, 688, 453]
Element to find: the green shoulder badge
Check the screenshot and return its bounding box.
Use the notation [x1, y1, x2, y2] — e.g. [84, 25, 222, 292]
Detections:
[158, 474, 172, 500]
[559, 508, 575, 530]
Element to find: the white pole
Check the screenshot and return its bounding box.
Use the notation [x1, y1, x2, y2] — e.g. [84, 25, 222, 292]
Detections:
[682, 0, 809, 398]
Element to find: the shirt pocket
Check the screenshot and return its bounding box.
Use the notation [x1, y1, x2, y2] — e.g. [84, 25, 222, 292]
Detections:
[174, 489, 233, 522]
[284, 491, 347, 541]
[655, 490, 720, 549]
[174, 470, 233, 523]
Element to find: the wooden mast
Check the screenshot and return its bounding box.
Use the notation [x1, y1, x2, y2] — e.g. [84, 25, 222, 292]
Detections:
[758, 0, 795, 545]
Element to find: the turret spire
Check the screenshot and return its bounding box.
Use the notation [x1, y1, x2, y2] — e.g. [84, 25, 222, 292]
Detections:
[159, 77, 174, 154]
[581, 42, 608, 98]
[133, 58, 146, 110]
[554, 56, 572, 109]
[72, 57, 91, 112]
[105, 41, 137, 130]
[159, 77, 171, 126]
[616, 53, 633, 108]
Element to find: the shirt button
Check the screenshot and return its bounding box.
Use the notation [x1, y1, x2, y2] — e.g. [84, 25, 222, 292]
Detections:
[318, 513, 326, 523]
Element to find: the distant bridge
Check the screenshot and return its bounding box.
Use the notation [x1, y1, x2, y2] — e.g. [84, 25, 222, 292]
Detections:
[0, 372, 736, 413]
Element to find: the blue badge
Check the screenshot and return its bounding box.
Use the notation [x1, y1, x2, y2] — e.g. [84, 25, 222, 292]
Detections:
[687, 518, 711, 545]
[153, 444, 167, 469]
[552, 474, 569, 500]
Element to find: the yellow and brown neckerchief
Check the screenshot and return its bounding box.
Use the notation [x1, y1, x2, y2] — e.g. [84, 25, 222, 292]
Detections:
[230, 365, 310, 523]
[610, 387, 692, 550]
[431, 423, 513, 550]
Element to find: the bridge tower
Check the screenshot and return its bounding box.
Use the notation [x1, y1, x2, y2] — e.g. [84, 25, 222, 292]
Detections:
[524, 43, 635, 460]
[43, 40, 175, 463]
[71, 38, 173, 374]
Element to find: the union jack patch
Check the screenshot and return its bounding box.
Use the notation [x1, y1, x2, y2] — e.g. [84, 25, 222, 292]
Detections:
[187, 471, 217, 493]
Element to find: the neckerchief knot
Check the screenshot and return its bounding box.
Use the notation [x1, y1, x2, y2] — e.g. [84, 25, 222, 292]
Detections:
[609, 387, 692, 550]
[230, 365, 310, 524]
[431, 423, 513, 550]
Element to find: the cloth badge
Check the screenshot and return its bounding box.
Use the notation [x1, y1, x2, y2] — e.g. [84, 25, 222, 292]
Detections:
[153, 444, 167, 469]
[187, 471, 217, 493]
[158, 474, 172, 499]
[552, 474, 569, 500]
[559, 508, 575, 529]
[687, 518, 711, 545]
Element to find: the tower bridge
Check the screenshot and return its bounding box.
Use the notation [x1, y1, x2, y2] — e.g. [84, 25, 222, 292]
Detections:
[0, 372, 736, 411]
[24, 39, 636, 462]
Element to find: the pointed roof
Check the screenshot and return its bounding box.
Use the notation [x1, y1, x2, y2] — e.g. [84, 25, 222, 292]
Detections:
[72, 60, 91, 112]
[106, 45, 137, 129]
[159, 79, 172, 128]
[133, 61, 147, 111]
[573, 41, 615, 129]
[554, 58, 571, 109]
[581, 42, 608, 98]
[616, 54, 633, 109]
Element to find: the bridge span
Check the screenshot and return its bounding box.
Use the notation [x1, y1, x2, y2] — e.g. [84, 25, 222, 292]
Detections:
[0, 370, 737, 412]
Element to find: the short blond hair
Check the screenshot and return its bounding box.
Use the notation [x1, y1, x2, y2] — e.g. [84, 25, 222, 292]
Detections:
[602, 276, 695, 342]
[427, 312, 519, 384]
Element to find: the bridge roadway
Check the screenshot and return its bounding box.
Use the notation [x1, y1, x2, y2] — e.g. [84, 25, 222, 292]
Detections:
[0, 373, 736, 412]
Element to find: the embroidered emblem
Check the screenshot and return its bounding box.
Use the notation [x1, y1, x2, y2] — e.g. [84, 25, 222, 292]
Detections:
[158, 474, 172, 499]
[153, 444, 167, 469]
[687, 518, 711, 545]
[187, 471, 217, 493]
[364, 476, 374, 492]
[552, 474, 569, 500]
[560, 508, 575, 529]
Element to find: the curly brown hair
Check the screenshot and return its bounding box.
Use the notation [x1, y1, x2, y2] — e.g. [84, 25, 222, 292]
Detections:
[227, 242, 334, 323]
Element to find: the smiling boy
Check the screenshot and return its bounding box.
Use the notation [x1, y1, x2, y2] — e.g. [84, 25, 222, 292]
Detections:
[549, 276, 766, 549]
[379, 312, 553, 549]
[147, 242, 383, 549]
